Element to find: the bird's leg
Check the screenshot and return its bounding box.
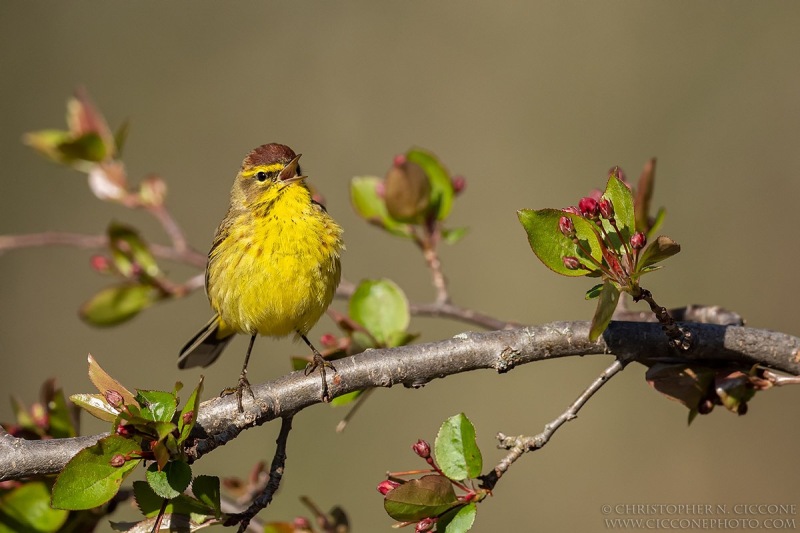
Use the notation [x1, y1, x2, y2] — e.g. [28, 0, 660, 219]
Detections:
[221, 334, 257, 412]
[301, 332, 336, 402]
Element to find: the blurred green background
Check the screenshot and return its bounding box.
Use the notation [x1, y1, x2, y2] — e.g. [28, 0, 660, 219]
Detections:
[2, 2, 800, 532]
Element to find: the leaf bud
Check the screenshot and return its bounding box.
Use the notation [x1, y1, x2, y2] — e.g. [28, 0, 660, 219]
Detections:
[578, 197, 599, 218]
[630, 232, 647, 250]
[558, 216, 576, 238]
[88, 161, 128, 202]
[412, 439, 431, 459]
[598, 198, 614, 219]
[377, 479, 401, 495]
[138, 174, 167, 207]
[562, 256, 581, 270]
[384, 160, 432, 224]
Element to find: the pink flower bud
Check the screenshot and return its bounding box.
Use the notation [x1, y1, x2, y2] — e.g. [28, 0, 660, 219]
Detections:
[558, 216, 575, 238]
[561, 206, 581, 216]
[105, 389, 124, 408]
[182, 411, 194, 425]
[452, 175, 466, 194]
[293, 517, 312, 530]
[375, 180, 386, 199]
[320, 333, 338, 348]
[416, 517, 436, 532]
[630, 232, 647, 250]
[562, 256, 581, 270]
[412, 439, 431, 459]
[377, 480, 401, 495]
[116, 424, 133, 437]
[110, 454, 126, 467]
[90, 255, 112, 273]
[578, 197, 599, 218]
[598, 198, 614, 219]
[393, 154, 407, 167]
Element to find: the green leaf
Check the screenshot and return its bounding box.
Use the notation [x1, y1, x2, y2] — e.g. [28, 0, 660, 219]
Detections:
[589, 280, 620, 341]
[383, 475, 458, 522]
[435, 413, 482, 481]
[647, 207, 666, 239]
[406, 148, 454, 221]
[349, 279, 410, 346]
[437, 503, 477, 533]
[442, 227, 468, 245]
[22, 129, 73, 165]
[108, 223, 161, 278]
[190, 476, 221, 518]
[517, 208, 603, 277]
[69, 393, 120, 422]
[114, 119, 130, 156]
[79, 283, 157, 327]
[585, 283, 604, 300]
[636, 236, 680, 273]
[178, 377, 203, 445]
[350, 176, 412, 238]
[58, 132, 107, 163]
[329, 389, 364, 407]
[132, 481, 214, 519]
[145, 461, 192, 500]
[601, 174, 635, 252]
[134, 390, 177, 423]
[52, 435, 141, 510]
[0, 481, 69, 533]
[43, 384, 77, 439]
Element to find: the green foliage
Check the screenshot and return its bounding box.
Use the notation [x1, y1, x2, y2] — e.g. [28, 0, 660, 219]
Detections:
[58, 356, 213, 529]
[518, 168, 681, 340]
[51, 435, 141, 510]
[349, 279, 411, 347]
[381, 413, 486, 532]
[0, 482, 68, 533]
[384, 475, 459, 522]
[517, 209, 603, 277]
[79, 284, 158, 327]
[434, 414, 483, 481]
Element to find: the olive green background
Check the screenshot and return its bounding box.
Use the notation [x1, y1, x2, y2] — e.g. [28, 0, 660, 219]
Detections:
[2, 2, 800, 532]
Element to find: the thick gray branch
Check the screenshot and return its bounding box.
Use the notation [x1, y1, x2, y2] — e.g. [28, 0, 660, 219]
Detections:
[2, 321, 799, 481]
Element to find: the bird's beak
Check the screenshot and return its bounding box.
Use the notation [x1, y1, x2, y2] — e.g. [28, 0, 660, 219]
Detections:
[278, 154, 306, 183]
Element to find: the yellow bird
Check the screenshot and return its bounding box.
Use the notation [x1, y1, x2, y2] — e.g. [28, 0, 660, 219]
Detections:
[179, 143, 344, 410]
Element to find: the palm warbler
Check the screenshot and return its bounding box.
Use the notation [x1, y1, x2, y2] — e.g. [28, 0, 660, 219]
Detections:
[178, 143, 344, 411]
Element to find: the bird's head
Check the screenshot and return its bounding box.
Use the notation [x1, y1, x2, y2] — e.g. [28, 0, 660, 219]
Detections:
[232, 143, 308, 209]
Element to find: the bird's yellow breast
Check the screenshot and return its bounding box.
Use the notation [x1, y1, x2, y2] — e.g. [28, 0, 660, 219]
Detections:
[205, 183, 343, 338]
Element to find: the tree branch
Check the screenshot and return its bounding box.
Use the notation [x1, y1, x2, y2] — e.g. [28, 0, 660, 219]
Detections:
[225, 415, 294, 532]
[2, 320, 799, 481]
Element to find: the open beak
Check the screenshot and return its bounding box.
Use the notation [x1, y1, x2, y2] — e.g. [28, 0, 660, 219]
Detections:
[278, 154, 306, 183]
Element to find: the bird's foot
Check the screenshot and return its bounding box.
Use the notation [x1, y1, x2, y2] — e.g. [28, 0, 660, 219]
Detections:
[220, 372, 255, 413]
[304, 352, 336, 403]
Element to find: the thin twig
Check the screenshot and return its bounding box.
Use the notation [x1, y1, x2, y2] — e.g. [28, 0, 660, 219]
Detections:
[225, 415, 294, 532]
[480, 358, 627, 490]
[0, 231, 206, 268]
[146, 203, 191, 255]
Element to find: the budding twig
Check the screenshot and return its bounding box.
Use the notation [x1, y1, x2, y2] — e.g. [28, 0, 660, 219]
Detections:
[480, 358, 627, 490]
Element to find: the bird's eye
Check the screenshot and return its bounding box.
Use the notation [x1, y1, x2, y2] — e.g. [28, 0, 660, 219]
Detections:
[256, 171, 268, 182]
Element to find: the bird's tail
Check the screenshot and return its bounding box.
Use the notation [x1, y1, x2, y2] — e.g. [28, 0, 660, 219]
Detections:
[178, 315, 235, 369]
